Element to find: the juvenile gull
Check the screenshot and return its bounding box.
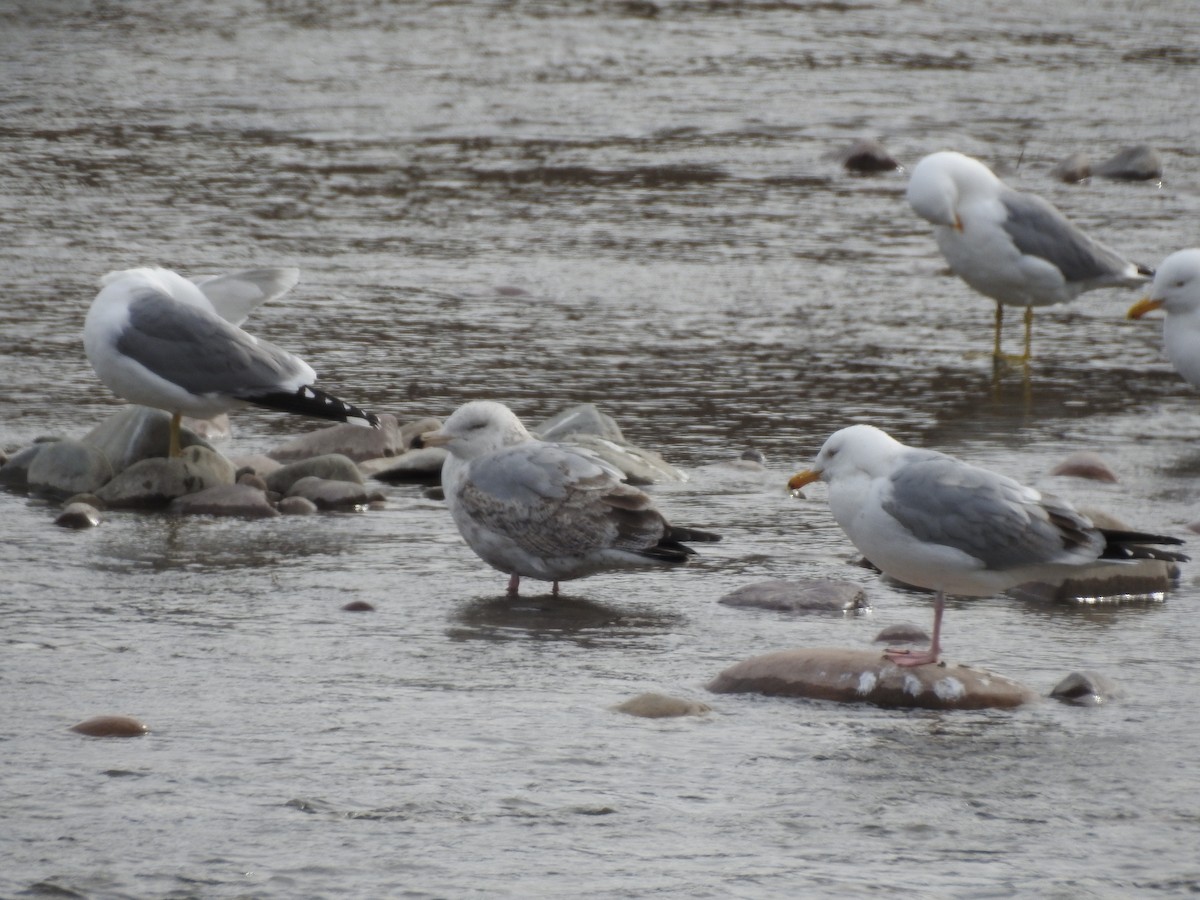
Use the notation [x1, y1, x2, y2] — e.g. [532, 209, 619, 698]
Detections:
[422, 400, 720, 595]
[906, 150, 1151, 362]
[789, 425, 1185, 666]
[84, 266, 378, 457]
[1128, 249, 1200, 388]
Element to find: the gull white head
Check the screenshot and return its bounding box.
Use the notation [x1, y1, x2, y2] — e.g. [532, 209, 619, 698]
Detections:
[422, 400, 533, 460]
[1130, 249, 1200, 318]
[788, 424, 906, 489]
[906, 151, 1001, 231]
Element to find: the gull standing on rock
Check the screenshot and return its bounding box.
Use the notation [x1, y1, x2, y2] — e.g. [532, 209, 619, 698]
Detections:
[84, 266, 379, 457]
[1128, 249, 1200, 389]
[789, 424, 1185, 667]
[422, 400, 721, 596]
[906, 150, 1152, 363]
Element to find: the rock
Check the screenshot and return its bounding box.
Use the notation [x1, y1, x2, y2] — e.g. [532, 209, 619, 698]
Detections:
[70, 715, 149, 737]
[237, 472, 269, 492]
[1051, 152, 1092, 183]
[400, 416, 443, 450]
[840, 138, 899, 174]
[264, 453, 364, 494]
[0, 443, 48, 490]
[1007, 558, 1179, 603]
[534, 403, 625, 443]
[1050, 671, 1123, 706]
[267, 414, 405, 463]
[55, 502, 103, 529]
[277, 495, 319, 515]
[562, 433, 685, 484]
[873, 623, 930, 645]
[285, 476, 372, 509]
[423, 485, 445, 501]
[1093, 144, 1162, 181]
[342, 600, 376, 612]
[181, 412, 231, 442]
[613, 693, 712, 718]
[708, 648, 1038, 710]
[718, 579, 869, 613]
[366, 447, 448, 483]
[1051, 450, 1118, 483]
[96, 445, 236, 509]
[26, 439, 113, 497]
[81, 406, 212, 472]
[169, 483, 280, 518]
[63, 493, 105, 510]
[227, 453, 283, 476]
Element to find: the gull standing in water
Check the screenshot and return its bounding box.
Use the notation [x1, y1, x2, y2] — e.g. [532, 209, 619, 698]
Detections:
[789, 425, 1185, 666]
[84, 266, 378, 457]
[906, 150, 1151, 363]
[1128, 249, 1200, 389]
[422, 400, 720, 596]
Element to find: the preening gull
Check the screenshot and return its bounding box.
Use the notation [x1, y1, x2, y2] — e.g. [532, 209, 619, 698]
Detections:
[1128, 249, 1200, 388]
[84, 266, 379, 457]
[789, 425, 1185, 666]
[422, 400, 721, 595]
[906, 150, 1151, 362]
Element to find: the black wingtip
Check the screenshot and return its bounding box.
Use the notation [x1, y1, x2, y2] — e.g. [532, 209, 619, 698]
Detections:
[1136, 263, 1155, 279]
[243, 385, 380, 428]
[1100, 528, 1188, 563]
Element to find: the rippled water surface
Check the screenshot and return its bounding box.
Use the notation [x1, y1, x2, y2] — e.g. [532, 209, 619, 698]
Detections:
[4, 1, 1200, 896]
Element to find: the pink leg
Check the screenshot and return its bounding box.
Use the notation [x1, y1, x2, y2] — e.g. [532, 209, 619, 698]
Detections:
[506, 573, 520, 595]
[883, 591, 944, 667]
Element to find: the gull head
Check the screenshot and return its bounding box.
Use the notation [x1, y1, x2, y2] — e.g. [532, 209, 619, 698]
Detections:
[1128, 248, 1200, 320]
[906, 150, 1000, 231]
[789, 424, 904, 490]
[421, 400, 533, 460]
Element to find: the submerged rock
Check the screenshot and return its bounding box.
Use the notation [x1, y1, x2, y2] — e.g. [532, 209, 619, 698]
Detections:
[613, 693, 712, 718]
[70, 715, 149, 737]
[708, 648, 1038, 710]
[169, 483, 280, 519]
[718, 579, 869, 614]
[1050, 671, 1123, 706]
[27, 439, 113, 498]
[1093, 144, 1162, 181]
[1050, 450, 1118, 483]
[264, 453, 364, 494]
[1051, 152, 1092, 183]
[55, 502, 103, 529]
[840, 138, 900, 174]
[268, 414, 405, 463]
[1007, 558, 1179, 603]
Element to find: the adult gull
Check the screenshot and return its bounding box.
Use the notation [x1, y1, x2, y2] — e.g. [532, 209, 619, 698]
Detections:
[84, 266, 379, 457]
[422, 400, 721, 595]
[789, 425, 1185, 666]
[906, 150, 1151, 362]
[1127, 249, 1200, 388]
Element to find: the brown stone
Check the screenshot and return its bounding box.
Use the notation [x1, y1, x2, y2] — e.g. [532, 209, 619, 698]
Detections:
[613, 693, 711, 718]
[1050, 451, 1118, 483]
[70, 715, 149, 737]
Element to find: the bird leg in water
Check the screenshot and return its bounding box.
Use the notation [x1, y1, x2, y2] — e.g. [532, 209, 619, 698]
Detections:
[883, 591, 944, 667]
[552, 581, 561, 596]
[506, 573, 520, 595]
[169, 411, 183, 458]
[993, 303, 1004, 360]
[1022, 305, 1034, 362]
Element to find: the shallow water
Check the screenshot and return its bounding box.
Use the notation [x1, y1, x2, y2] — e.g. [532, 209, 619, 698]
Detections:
[3, 1, 1200, 896]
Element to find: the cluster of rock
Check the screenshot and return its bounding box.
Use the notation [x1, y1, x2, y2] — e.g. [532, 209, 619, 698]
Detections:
[0, 402, 686, 527]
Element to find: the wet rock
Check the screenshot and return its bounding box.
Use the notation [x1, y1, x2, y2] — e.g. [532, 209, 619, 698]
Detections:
[562, 433, 684, 485]
[267, 413, 405, 463]
[237, 472, 269, 492]
[1051, 152, 1092, 183]
[1051, 450, 1118, 483]
[169, 483, 280, 519]
[264, 453, 364, 494]
[342, 600, 376, 612]
[63, 493, 105, 510]
[840, 138, 899, 174]
[534, 403, 625, 443]
[718, 579, 869, 613]
[55, 502, 103, 529]
[1007, 558, 1180, 603]
[708, 648, 1038, 710]
[0, 443, 48, 490]
[613, 692, 712, 718]
[400, 416, 444, 450]
[277, 495, 318, 515]
[182, 412, 231, 442]
[96, 445, 236, 509]
[285, 475, 372, 509]
[1050, 671, 1123, 706]
[1093, 144, 1162, 181]
[70, 715, 149, 737]
[366, 447, 448, 483]
[81, 406, 211, 472]
[873, 623, 930, 645]
[423, 485, 445, 501]
[26, 439, 113, 498]
[227, 453, 283, 476]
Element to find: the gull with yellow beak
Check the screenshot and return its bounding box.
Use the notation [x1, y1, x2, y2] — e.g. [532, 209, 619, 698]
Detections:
[1127, 249, 1200, 389]
[789, 424, 1185, 667]
[906, 150, 1151, 362]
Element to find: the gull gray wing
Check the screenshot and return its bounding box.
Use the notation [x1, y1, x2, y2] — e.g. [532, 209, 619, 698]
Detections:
[192, 267, 301, 325]
[116, 287, 313, 398]
[1000, 189, 1142, 286]
[457, 442, 667, 558]
[882, 453, 1104, 570]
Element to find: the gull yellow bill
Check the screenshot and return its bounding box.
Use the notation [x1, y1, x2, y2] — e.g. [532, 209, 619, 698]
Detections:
[1127, 296, 1164, 320]
[788, 468, 821, 491]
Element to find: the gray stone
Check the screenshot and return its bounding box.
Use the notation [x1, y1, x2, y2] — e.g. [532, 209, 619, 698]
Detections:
[264, 453, 364, 494]
[366, 447, 449, 483]
[237, 472, 269, 492]
[719, 579, 869, 613]
[400, 416, 443, 450]
[1093, 144, 1162, 181]
[169, 483, 280, 518]
[613, 693, 712, 718]
[63, 493, 105, 510]
[840, 138, 899, 174]
[873, 623, 930, 645]
[1049, 671, 1123, 706]
[285, 475, 371, 509]
[81, 406, 212, 472]
[55, 502, 103, 529]
[1051, 450, 1118, 483]
[0, 444, 48, 490]
[708, 648, 1039, 710]
[277, 495, 319, 516]
[267, 413, 405, 463]
[227, 453, 283, 476]
[1051, 152, 1092, 183]
[534, 404, 626, 443]
[96, 446, 235, 509]
[27, 440, 114, 497]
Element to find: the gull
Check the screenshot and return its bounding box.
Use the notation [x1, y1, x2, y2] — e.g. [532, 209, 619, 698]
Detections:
[1127, 249, 1200, 388]
[789, 424, 1185, 666]
[84, 266, 378, 457]
[906, 150, 1152, 362]
[422, 400, 720, 595]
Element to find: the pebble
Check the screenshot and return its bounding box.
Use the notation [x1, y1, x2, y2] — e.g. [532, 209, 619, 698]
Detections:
[718, 579, 869, 613]
[55, 502, 103, 529]
[70, 715, 150, 737]
[1049, 671, 1123, 706]
[839, 138, 899, 173]
[613, 693, 711, 718]
[168, 483, 280, 518]
[1050, 450, 1118, 483]
[277, 496, 319, 516]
